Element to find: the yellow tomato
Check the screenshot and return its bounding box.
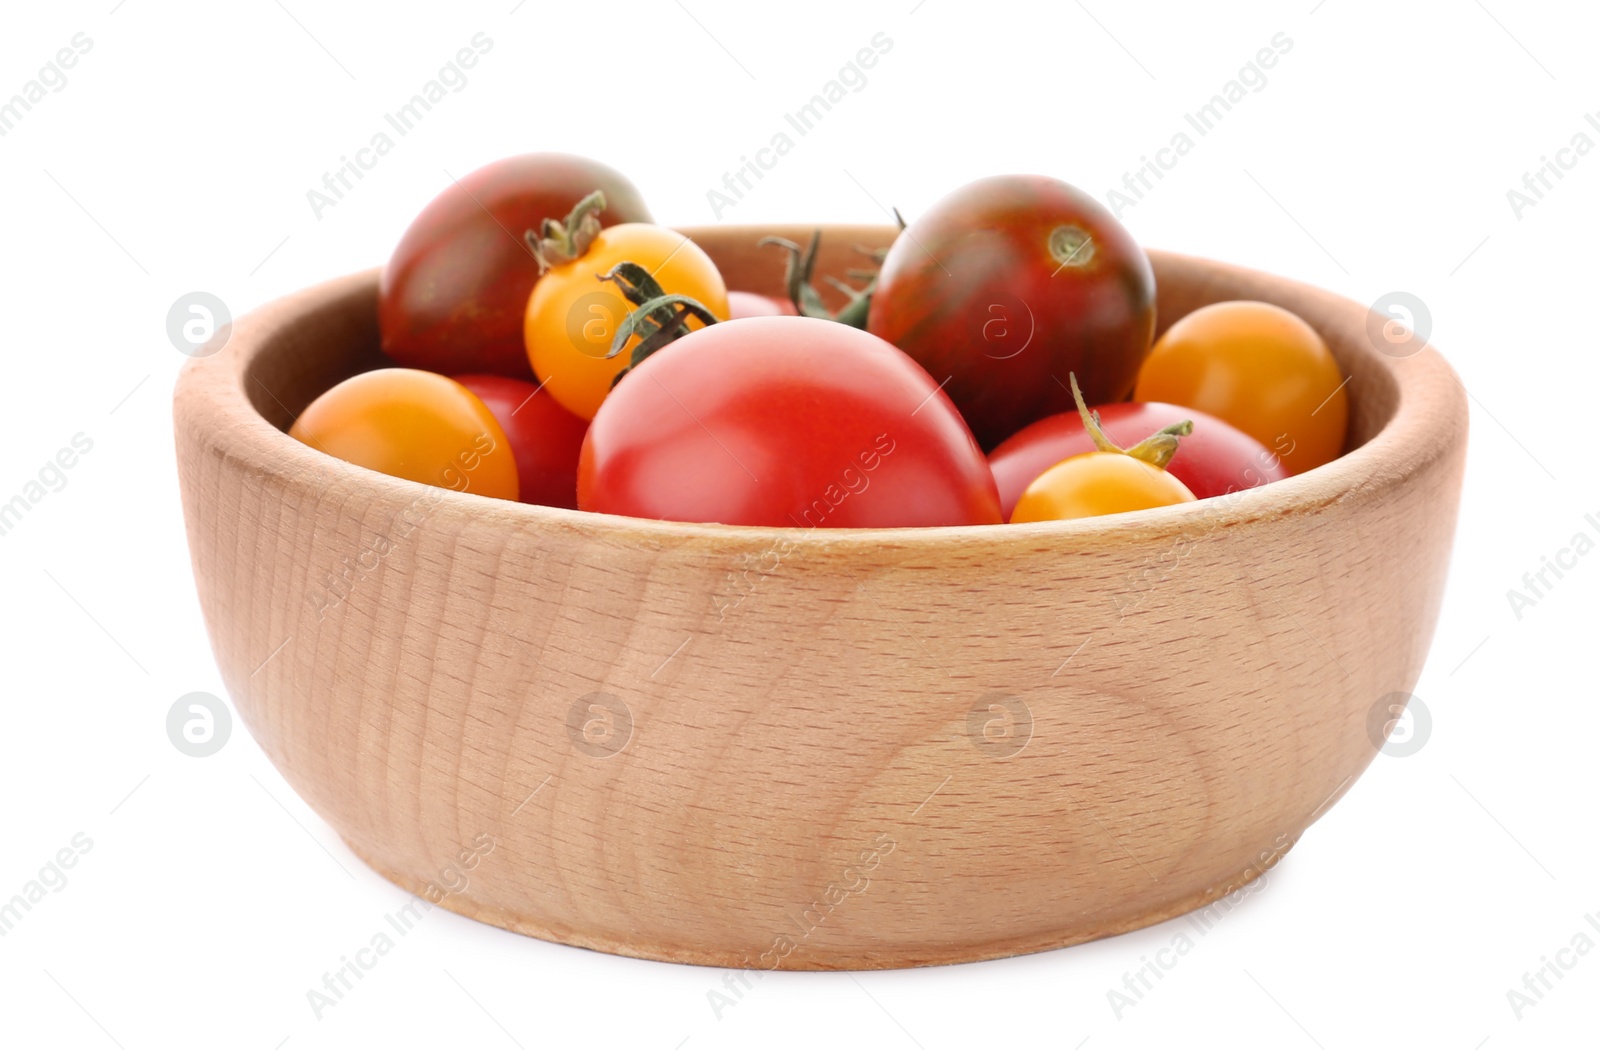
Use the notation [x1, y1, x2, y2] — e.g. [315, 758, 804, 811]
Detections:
[288, 368, 519, 500]
[1010, 451, 1195, 523]
[1133, 301, 1347, 476]
[525, 223, 729, 420]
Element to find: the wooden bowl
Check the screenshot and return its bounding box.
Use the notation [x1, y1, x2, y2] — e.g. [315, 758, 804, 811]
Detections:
[174, 225, 1467, 970]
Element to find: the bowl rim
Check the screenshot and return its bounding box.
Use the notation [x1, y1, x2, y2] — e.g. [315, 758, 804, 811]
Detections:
[176, 235, 1464, 552]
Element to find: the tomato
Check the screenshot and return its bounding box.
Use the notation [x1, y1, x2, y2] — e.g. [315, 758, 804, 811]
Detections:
[1011, 452, 1195, 523]
[866, 174, 1156, 449]
[1134, 301, 1348, 476]
[380, 154, 652, 378]
[289, 368, 519, 500]
[579, 317, 1001, 527]
[727, 290, 798, 318]
[990, 401, 1287, 519]
[525, 223, 728, 420]
[453, 374, 588, 509]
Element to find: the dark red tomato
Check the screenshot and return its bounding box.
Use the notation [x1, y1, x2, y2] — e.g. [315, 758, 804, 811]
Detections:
[454, 374, 589, 509]
[380, 154, 652, 378]
[727, 290, 798, 319]
[989, 401, 1288, 520]
[867, 174, 1156, 450]
[579, 317, 1001, 528]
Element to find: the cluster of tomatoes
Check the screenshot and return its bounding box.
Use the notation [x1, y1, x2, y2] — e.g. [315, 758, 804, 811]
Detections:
[289, 153, 1351, 528]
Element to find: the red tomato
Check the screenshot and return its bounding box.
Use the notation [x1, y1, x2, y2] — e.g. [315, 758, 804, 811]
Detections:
[989, 402, 1288, 519]
[867, 174, 1155, 449]
[579, 317, 1001, 528]
[727, 291, 798, 319]
[453, 374, 589, 509]
[379, 154, 652, 378]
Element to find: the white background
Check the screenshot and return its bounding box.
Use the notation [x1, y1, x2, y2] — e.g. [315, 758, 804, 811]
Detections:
[2, 0, 1596, 1046]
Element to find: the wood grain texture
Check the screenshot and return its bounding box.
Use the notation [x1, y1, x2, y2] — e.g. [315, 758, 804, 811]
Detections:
[173, 226, 1468, 969]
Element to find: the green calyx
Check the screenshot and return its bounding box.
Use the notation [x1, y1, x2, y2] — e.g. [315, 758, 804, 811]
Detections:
[1068, 372, 1190, 468]
[599, 261, 721, 387]
[758, 222, 898, 329]
[526, 190, 607, 273]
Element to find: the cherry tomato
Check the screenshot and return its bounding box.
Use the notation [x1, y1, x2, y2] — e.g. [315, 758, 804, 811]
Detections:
[990, 401, 1288, 518]
[1134, 301, 1348, 476]
[1010, 452, 1195, 523]
[867, 174, 1156, 449]
[525, 224, 729, 420]
[579, 317, 1001, 527]
[380, 154, 652, 378]
[727, 290, 798, 318]
[289, 368, 519, 500]
[453, 374, 588, 509]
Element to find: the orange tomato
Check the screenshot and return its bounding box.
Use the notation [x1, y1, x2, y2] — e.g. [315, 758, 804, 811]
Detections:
[288, 368, 519, 500]
[1133, 301, 1348, 475]
[1010, 451, 1195, 523]
[525, 224, 728, 420]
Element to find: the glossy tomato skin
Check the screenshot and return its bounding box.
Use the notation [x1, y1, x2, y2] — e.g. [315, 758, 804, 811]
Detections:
[289, 368, 519, 500]
[989, 401, 1288, 519]
[1010, 452, 1195, 523]
[453, 374, 588, 509]
[866, 174, 1156, 450]
[524, 224, 728, 420]
[727, 291, 798, 318]
[379, 154, 652, 378]
[579, 317, 1001, 528]
[1134, 301, 1348, 476]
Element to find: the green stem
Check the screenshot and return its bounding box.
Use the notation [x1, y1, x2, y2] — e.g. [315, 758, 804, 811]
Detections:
[758, 233, 830, 319]
[525, 190, 607, 272]
[598, 262, 721, 386]
[1068, 372, 1190, 468]
[608, 293, 720, 361]
[757, 231, 886, 329]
